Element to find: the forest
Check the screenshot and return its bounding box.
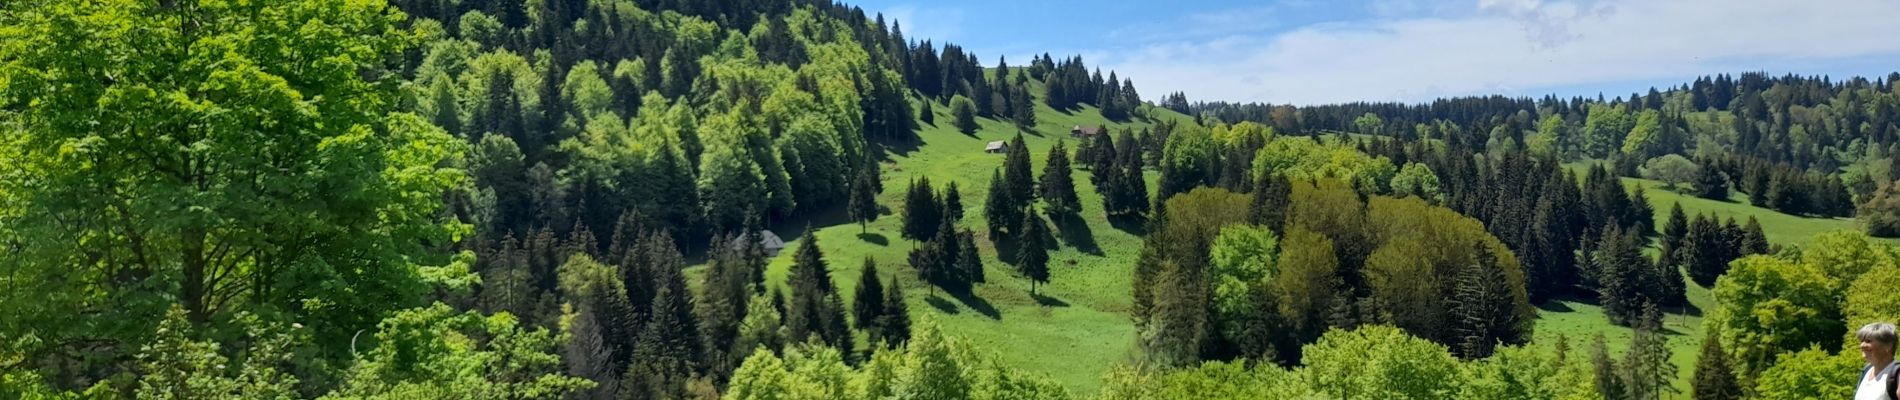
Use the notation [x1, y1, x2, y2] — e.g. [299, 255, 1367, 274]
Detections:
[6, 0, 1900, 399]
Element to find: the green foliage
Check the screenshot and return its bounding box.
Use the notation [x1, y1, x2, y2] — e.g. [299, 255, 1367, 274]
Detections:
[0, 0, 467, 385]
[1642, 154, 1699, 188]
[1750, 347, 1859, 400]
[1860, 182, 1900, 237]
[1041, 140, 1082, 215]
[725, 320, 1069, 400]
[1389, 163, 1444, 204]
[1709, 255, 1844, 378]
[1692, 331, 1742, 400]
[322, 303, 591, 399]
[952, 96, 980, 134]
[1252, 138, 1398, 194]
[1303, 325, 1464, 399]
[134, 308, 299, 400]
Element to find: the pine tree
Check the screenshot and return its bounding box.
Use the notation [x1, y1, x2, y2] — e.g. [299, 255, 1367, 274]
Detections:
[852, 258, 887, 340]
[1017, 207, 1052, 295]
[1623, 306, 1678, 400]
[1004, 134, 1038, 207]
[952, 96, 979, 134]
[942, 182, 964, 222]
[784, 228, 846, 350]
[901, 178, 941, 242]
[957, 230, 985, 283]
[1692, 330, 1742, 400]
[1595, 226, 1649, 326]
[920, 97, 935, 125]
[1693, 162, 1729, 199]
[1248, 174, 1291, 231]
[1040, 140, 1081, 215]
[1740, 216, 1769, 255]
[1450, 241, 1515, 360]
[695, 235, 751, 382]
[879, 276, 912, 347]
[1661, 203, 1689, 267]
[1089, 129, 1118, 187]
[1592, 334, 1627, 400]
[985, 169, 1022, 240]
[848, 166, 881, 233]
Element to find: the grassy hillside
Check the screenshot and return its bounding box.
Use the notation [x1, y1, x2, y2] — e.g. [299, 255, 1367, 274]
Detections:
[707, 81, 1881, 395]
[734, 79, 1191, 393]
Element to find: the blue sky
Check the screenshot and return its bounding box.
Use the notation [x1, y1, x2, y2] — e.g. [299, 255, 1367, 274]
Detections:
[851, 0, 1900, 105]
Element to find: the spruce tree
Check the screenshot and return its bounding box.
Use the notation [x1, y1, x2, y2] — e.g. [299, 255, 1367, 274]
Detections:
[784, 228, 846, 350]
[957, 230, 985, 283]
[1040, 140, 1081, 215]
[1248, 174, 1291, 231]
[985, 169, 1021, 240]
[1661, 202, 1689, 267]
[852, 258, 887, 339]
[1004, 134, 1038, 207]
[1017, 207, 1052, 294]
[1595, 226, 1647, 326]
[901, 178, 941, 242]
[952, 96, 979, 134]
[1591, 334, 1627, 400]
[920, 97, 935, 125]
[943, 182, 964, 222]
[879, 276, 912, 347]
[1450, 241, 1515, 360]
[1740, 216, 1769, 255]
[1693, 163, 1729, 200]
[1692, 330, 1742, 400]
[848, 167, 881, 233]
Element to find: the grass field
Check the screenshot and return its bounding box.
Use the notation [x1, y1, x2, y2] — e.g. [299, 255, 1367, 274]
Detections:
[699, 85, 1876, 395]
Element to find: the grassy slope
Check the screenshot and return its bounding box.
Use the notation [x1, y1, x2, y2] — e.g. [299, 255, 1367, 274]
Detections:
[1538, 166, 1873, 394]
[713, 82, 1871, 395]
[741, 76, 1192, 393]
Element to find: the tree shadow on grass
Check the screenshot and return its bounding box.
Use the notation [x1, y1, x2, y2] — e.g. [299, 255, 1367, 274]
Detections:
[926, 295, 960, 315]
[1031, 292, 1070, 308]
[1052, 212, 1101, 255]
[944, 285, 1001, 320]
[856, 232, 889, 246]
[1106, 214, 1149, 236]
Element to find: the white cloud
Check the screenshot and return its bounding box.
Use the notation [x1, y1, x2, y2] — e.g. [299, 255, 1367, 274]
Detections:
[1103, 0, 1900, 105]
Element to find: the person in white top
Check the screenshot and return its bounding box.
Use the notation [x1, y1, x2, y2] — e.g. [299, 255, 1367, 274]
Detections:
[1857, 322, 1899, 400]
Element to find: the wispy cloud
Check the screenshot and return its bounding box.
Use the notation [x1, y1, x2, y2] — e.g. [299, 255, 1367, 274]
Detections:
[1102, 0, 1900, 105]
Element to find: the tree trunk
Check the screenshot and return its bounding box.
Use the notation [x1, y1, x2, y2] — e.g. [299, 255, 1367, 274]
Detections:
[182, 227, 208, 323]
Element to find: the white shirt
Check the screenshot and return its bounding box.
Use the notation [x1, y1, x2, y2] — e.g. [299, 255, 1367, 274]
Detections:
[1858, 361, 1898, 400]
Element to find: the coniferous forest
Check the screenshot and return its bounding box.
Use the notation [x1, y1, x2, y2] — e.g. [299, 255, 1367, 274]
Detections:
[6, 1, 1900, 399]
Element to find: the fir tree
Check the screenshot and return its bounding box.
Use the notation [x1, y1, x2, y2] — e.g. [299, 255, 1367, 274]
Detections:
[1592, 334, 1627, 400]
[1089, 129, 1118, 187]
[985, 169, 1022, 240]
[1248, 174, 1291, 231]
[942, 182, 965, 222]
[952, 96, 979, 134]
[852, 258, 887, 339]
[879, 276, 912, 347]
[920, 97, 935, 125]
[848, 166, 881, 233]
[1450, 241, 1516, 360]
[1693, 163, 1729, 200]
[784, 228, 848, 351]
[1661, 202, 1690, 267]
[1040, 140, 1081, 215]
[1740, 216, 1769, 255]
[1692, 330, 1742, 400]
[1017, 207, 1053, 294]
[1004, 134, 1038, 207]
[957, 230, 985, 283]
[901, 178, 941, 242]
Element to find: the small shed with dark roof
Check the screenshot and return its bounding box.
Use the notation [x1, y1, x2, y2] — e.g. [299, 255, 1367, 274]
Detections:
[1070, 125, 1103, 138]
